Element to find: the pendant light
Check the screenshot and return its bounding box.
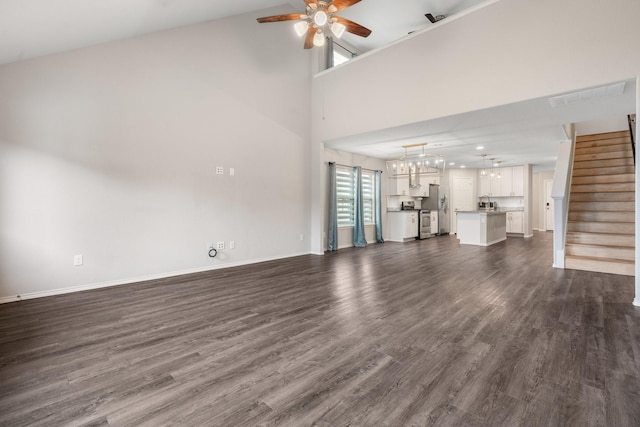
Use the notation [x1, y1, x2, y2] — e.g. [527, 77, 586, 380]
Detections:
[489, 158, 496, 178]
[481, 154, 487, 176]
[496, 161, 502, 179]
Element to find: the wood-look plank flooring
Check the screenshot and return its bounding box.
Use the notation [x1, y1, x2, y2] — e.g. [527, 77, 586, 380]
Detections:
[1, 232, 639, 426]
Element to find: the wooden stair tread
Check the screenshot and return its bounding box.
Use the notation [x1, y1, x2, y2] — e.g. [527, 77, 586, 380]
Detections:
[567, 221, 635, 235]
[573, 158, 634, 169]
[565, 255, 635, 276]
[565, 254, 634, 263]
[571, 175, 635, 185]
[572, 165, 635, 176]
[575, 130, 631, 142]
[569, 192, 635, 202]
[565, 242, 635, 250]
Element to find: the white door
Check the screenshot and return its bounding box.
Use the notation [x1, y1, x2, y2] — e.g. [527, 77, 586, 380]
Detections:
[544, 179, 554, 231]
[451, 176, 475, 234]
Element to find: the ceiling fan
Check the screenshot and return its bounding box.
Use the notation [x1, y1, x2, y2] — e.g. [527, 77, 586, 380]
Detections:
[256, 0, 372, 49]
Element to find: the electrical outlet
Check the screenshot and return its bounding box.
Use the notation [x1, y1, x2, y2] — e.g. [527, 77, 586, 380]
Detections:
[229, 168, 235, 176]
[216, 166, 224, 175]
[73, 254, 83, 266]
[216, 241, 225, 250]
[229, 240, 235, 249]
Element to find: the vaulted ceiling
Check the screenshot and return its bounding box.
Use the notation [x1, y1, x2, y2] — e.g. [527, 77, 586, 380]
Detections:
[2, 1, 635, 171]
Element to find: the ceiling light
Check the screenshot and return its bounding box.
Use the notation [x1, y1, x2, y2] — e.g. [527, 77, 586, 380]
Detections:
[313, 30, 325, 47]
[449, 162, 455, 166]
[294, 21, 309, 37]
[460, 165, 466, 168]
[476, 146, 484, 150]
[481, 154, 487, 176]
[331, 22, 346, 38]
[313, 10, 328, 26]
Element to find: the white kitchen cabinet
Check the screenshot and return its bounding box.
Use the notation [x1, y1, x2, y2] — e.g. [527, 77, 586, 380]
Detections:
[423, 176, 440, 186]
[388, 211, 418, 242]
[499, 167, 513, 196]
[409, 175, 440, 197]
[479, 166, 524, 198]
[410, 182, 429, 197]
[388, 176, 410, 196]
[506, 211, 523, 233]
[511, 166, 524, 196]
[479, 174, 493, 197]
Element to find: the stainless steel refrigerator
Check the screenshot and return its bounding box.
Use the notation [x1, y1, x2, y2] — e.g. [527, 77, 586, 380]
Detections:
[421, 184, 450, 235]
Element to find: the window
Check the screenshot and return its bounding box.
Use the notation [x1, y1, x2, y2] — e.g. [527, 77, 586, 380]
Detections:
[336, 166, 376, 227]
[332, 41, 357, 67]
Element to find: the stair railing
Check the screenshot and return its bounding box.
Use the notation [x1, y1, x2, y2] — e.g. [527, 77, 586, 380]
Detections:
[629, 114, 636, 164]
[551, 125, 576, 269]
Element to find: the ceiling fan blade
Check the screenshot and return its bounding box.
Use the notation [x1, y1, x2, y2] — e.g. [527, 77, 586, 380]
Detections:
[329, 0, 361, 12]
[334, 17, 372, 38]
[257, 14, 305, 23]
[304, 27, 318, 49]
[304, 0, 317, 4]
[425, 13, 437, 23]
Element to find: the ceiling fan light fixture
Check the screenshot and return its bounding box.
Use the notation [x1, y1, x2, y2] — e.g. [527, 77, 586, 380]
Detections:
[313, 30, 325, 47]
[294, 21, 309, 37]
[313, 10, 328, 26]
[331, 22, 346, 38]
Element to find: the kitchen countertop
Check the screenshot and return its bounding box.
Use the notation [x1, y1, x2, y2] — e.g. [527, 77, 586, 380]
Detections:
[456, 210, 506, 215]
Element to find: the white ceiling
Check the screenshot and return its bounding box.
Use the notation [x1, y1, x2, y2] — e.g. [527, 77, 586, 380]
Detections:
[1, 1, 635, 171]
[324, 80, 637, 171]
[0, 0, 479, 65]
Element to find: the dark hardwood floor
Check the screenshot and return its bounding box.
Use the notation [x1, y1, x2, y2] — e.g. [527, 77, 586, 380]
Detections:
[1, 232, 639, 426]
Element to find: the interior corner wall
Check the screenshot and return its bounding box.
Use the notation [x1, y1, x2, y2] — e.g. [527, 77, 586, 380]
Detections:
[312, 0, 640, 143]
[0, 7, 312, 301]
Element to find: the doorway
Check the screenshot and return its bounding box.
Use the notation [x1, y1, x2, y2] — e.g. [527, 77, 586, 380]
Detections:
[544, 179, 554, 231]
[451, 176, 475, 234]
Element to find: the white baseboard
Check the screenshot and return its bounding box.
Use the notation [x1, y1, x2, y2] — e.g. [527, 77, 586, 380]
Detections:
[634, 298, 640, 307]
[0, 251, 313, 305]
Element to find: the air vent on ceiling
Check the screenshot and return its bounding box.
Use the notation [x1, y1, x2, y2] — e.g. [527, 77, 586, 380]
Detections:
[548, 82, 626, 107]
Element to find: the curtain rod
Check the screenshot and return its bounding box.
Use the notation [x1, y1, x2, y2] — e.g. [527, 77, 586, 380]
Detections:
[328, 162, 383, 174]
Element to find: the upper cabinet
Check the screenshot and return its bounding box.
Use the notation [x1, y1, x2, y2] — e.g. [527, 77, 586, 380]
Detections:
[388, 176, 410, 196]
[478, 166, 524, 197]
[389, 175, 440, 197]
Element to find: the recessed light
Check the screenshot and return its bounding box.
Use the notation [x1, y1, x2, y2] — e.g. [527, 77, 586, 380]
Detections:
[449, 162, 455, 166]
[476, 146, 484, 150]
[460, 165, 466, 168]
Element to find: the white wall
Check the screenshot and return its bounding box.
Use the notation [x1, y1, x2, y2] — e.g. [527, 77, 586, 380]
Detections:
[312, 0, 640, 144]
[0, 7, 312, 301]
[323, 148, 387, 250]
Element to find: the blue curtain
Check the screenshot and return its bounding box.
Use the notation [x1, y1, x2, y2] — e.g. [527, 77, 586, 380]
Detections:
[353, 166, 367, 247]
[327, 162, 338, 251]
[374, 170, 384, 243]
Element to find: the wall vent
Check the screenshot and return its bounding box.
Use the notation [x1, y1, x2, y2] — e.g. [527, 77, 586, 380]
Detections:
[549, 82, 626, 107]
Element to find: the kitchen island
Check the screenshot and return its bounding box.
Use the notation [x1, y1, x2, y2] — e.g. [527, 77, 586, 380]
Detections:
[456, 210, 506, 246]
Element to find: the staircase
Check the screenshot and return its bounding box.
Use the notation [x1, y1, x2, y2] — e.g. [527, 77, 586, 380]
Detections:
[565, 130, 635, 276]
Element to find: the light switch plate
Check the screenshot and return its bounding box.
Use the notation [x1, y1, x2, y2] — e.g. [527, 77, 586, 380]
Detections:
[216, 166, 224, 175]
